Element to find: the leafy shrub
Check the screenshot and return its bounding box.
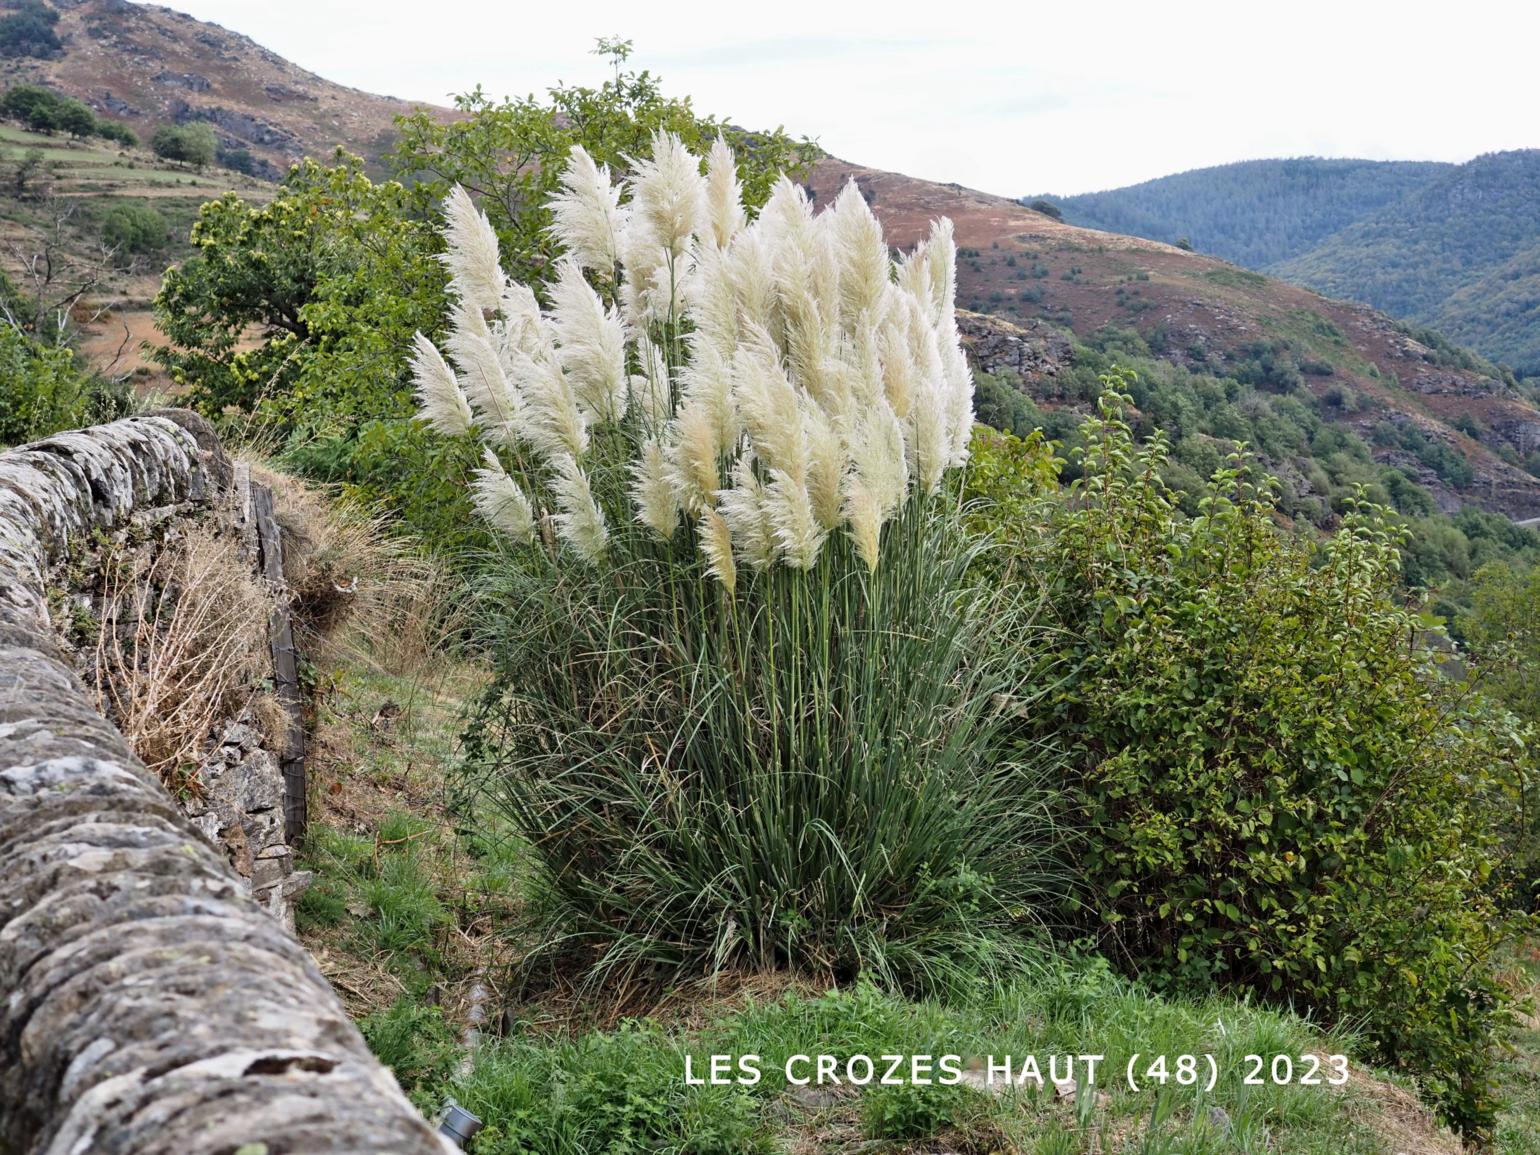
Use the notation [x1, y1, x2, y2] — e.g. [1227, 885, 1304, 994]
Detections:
[216, 145, 259, 175]
[0, 323, 130, 447]
[95, 120, 138, 148]
[973, 384, 1528, 1136]
[101, 202, 168, 262]
[0, 2, 60, 59]
[0, 83, 124, 140]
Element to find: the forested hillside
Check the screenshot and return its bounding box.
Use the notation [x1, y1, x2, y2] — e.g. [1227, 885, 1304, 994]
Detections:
[1039, 151, 1540, 376]
[1039, 157, 1448, 267]
[1276, 150, 1540, 374]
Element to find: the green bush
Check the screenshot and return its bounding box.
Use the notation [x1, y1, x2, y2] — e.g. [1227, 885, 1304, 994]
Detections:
[0, 323, 131, 448]
[96, 120, 138, 148]
[972, 383, 1527, 1136]
[0, 3, 60, 59]
[101, 202, 169, 261]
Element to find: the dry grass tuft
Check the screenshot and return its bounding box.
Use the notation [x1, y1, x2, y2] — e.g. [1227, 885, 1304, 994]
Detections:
[247, 460, 460, 675]
[95, 525, 272, 790]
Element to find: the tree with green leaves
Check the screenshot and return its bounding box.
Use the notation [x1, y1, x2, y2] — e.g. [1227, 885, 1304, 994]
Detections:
[152, 122, 217, 169]
[968, 385, 1529, 1137]
[389, 38, 817, 287]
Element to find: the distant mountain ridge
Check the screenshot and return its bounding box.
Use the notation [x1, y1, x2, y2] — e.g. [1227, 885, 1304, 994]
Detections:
[0, 0, 445, 175]
[1036, 152, 1540, 375]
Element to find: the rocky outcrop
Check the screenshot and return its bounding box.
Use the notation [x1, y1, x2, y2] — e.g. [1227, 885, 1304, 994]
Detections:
[0, 413, 450, 1154]
[957, 309, 1073, 385]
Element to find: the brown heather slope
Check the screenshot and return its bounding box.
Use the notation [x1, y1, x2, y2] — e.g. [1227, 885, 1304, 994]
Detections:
[808, 158, 1540, 519]
[1, 0, 450, 176]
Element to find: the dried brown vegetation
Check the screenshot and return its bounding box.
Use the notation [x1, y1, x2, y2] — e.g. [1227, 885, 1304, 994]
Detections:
[94, 524, 271, 790]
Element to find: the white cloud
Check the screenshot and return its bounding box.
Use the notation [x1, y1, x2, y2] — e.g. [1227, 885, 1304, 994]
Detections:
[150, 0, 1538, 195]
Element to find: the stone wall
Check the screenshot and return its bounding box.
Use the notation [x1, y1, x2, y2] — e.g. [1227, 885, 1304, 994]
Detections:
[0, 413, 451, 1153]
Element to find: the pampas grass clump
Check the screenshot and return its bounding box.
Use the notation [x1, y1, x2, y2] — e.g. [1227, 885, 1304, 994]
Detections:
[411, 132, 974, 575]
[419, 136, 1062, 995]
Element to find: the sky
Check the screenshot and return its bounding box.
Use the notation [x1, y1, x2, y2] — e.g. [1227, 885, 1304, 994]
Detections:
[156, 0, 1536, 197]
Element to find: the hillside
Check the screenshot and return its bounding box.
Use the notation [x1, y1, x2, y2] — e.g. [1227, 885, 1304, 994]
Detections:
[1275, 150, 1540, 374]
[1037, 151, 1540, 377]
[0, 0, 440, 176]
[1040, 157, 1450, 269]
[808, 156, 1540, 520]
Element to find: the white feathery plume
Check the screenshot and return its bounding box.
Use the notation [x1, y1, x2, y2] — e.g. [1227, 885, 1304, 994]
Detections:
[549, 260, 628, 423]
[715, 453, 775, 569]
[725, 231, 777, 336]
[470, 447, 535, 542]
[765, 468, 824, 570]
[804, 216, 843, 337]
[677, 337, 737, 457]
[836, 322, 884, 412]
[844, 484, 883, 572]
[832, 181, 890, 328]
[848, 399, 910, 519]
[683, 242, 739, 356]
[618, 222, 692, 331]
[631, 436, 679, 540]
[780, 279, 837, 414]
[802, 398, 846, 532]
[901, 294, 951, 491]
[703, 137, 746, 249]
[698, 508, 736, 594]
[438, 186, 506, 314]
[495, 282, 547, 368]
[879, 299, 919, 420]
[446, 298, 521, 440]
[925, 217, 959, 330]
[410, 331, 473, 436]
[548, 452, 609, 562]
[630, 130, 709, 264]
[631, 332, 673, 429]
[733, 324, 807, 478]
[940, 336, 976, 465]
[414, 138, 975, 583]
[619, 132, 706, 328]
[550, 145, 627, 274]
[669, 401, 721, 516]
[896, 236, 933, 320]
[758, 176, 816, 263]
[511, 348, 589, 461]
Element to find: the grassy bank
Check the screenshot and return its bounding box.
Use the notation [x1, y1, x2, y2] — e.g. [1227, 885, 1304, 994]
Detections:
[293, 655, 1473, 1155]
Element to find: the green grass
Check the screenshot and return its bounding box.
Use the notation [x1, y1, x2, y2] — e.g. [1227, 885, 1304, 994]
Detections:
[294, 662, 523, 1001]
[1494, 946, 1540, 1154]
[433, 961, 1418, 1154]
[293, 658, 1481, 1154]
